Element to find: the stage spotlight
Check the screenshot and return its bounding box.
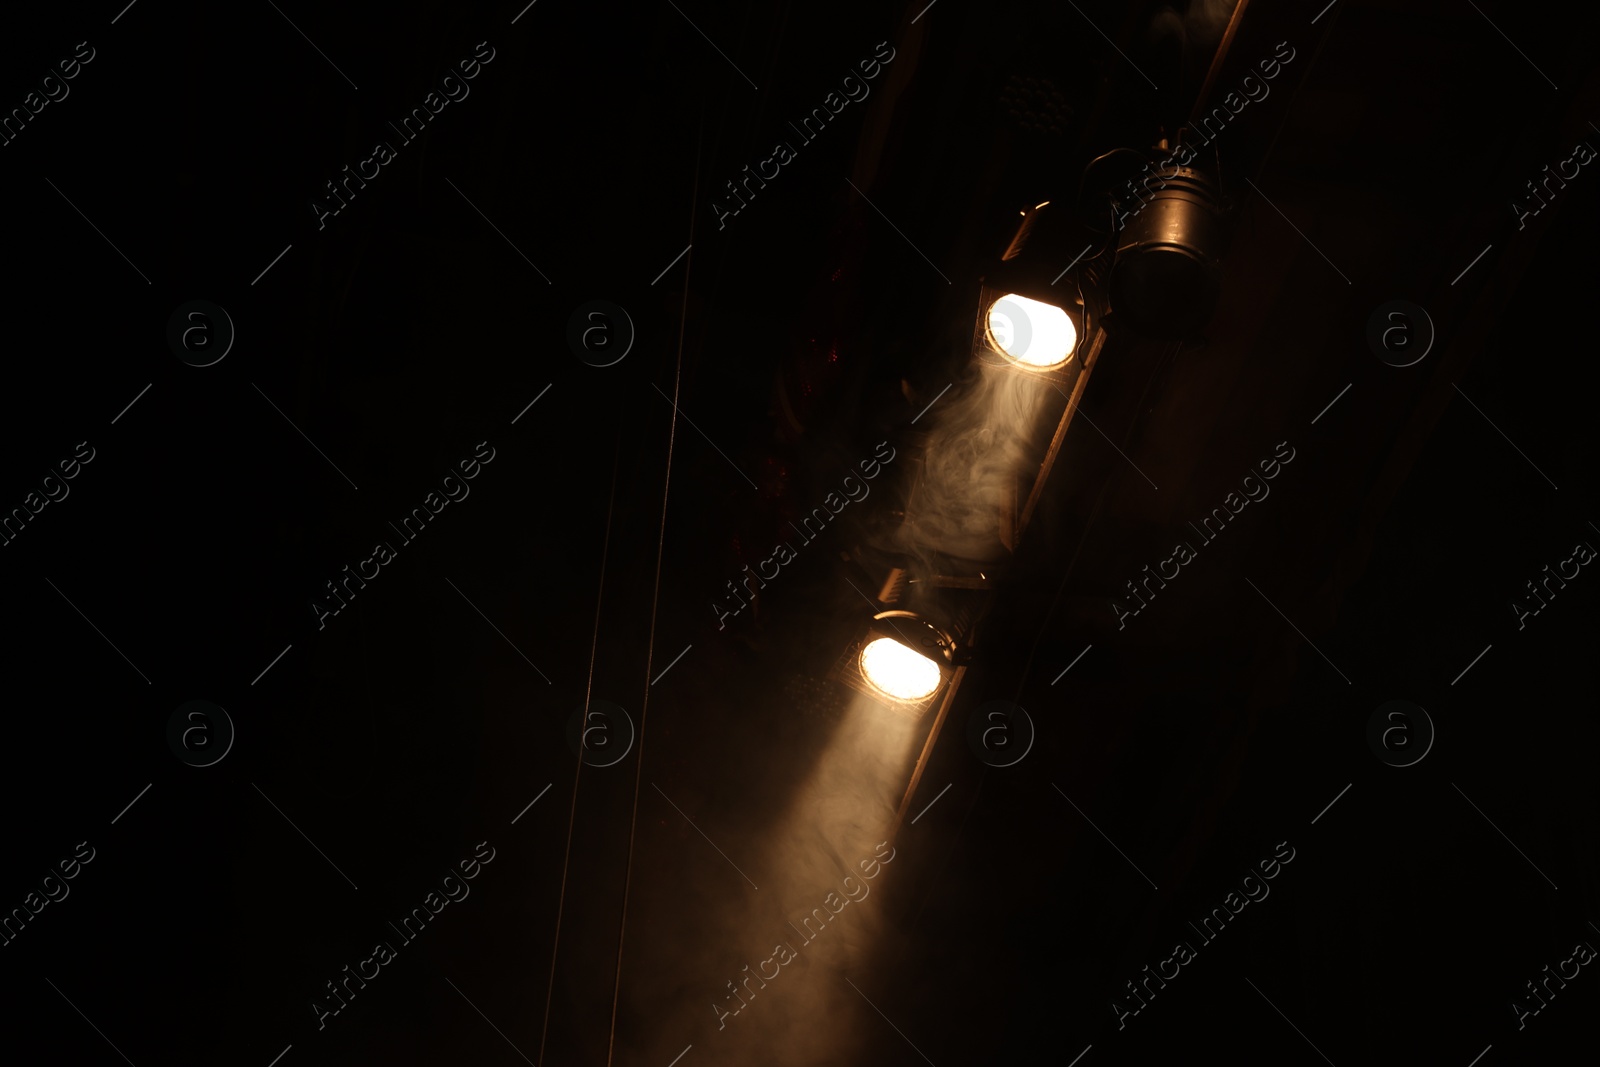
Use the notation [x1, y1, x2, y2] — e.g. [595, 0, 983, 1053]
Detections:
[832, 610, 959, 716]
[972, 201, 1088, 381]
[860, 637, 942, 702]
[984, 292, 1077, 369]
[1107, 163, 1223, 339]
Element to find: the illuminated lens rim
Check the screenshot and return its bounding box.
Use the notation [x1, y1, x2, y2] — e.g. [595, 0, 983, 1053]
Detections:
[859, 636, 943, 702]
[985, 292, 1075, 371]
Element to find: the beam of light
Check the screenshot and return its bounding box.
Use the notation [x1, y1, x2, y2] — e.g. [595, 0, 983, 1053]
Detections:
[859, 637, 942, 702]
[986, 293, 1076, 368]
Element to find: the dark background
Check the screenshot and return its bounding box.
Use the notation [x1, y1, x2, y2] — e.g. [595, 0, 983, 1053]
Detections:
[1, 1, 1596, 1065]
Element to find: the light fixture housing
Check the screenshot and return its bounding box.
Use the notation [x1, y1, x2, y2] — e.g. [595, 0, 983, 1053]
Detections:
[973, 282, 1084, 384]
[1106, 163, 1223, 339]
[833, 610, 959, 717]
[972, 201, 1086, 383]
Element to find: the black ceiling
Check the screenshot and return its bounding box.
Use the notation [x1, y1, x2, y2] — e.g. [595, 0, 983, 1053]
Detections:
[1, 1, 1597, 1065]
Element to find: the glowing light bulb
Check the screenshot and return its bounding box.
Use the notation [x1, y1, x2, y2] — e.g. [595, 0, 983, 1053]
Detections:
[986, 293, 1076, 368]
[859, 637, 942, 702]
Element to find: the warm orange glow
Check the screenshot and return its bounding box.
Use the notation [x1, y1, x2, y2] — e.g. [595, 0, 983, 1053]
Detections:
[859, 637, 942, 701]
[986, 293, 1076, 369]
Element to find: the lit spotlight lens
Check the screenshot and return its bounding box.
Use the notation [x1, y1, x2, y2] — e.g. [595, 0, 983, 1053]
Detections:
[985, 293, 1076, 368]
[859, 637, 942, 702]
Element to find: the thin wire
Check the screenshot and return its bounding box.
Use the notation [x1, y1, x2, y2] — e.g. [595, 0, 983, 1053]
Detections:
[605, 108, 704, 1067]
[537, 435, 623, 1066]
